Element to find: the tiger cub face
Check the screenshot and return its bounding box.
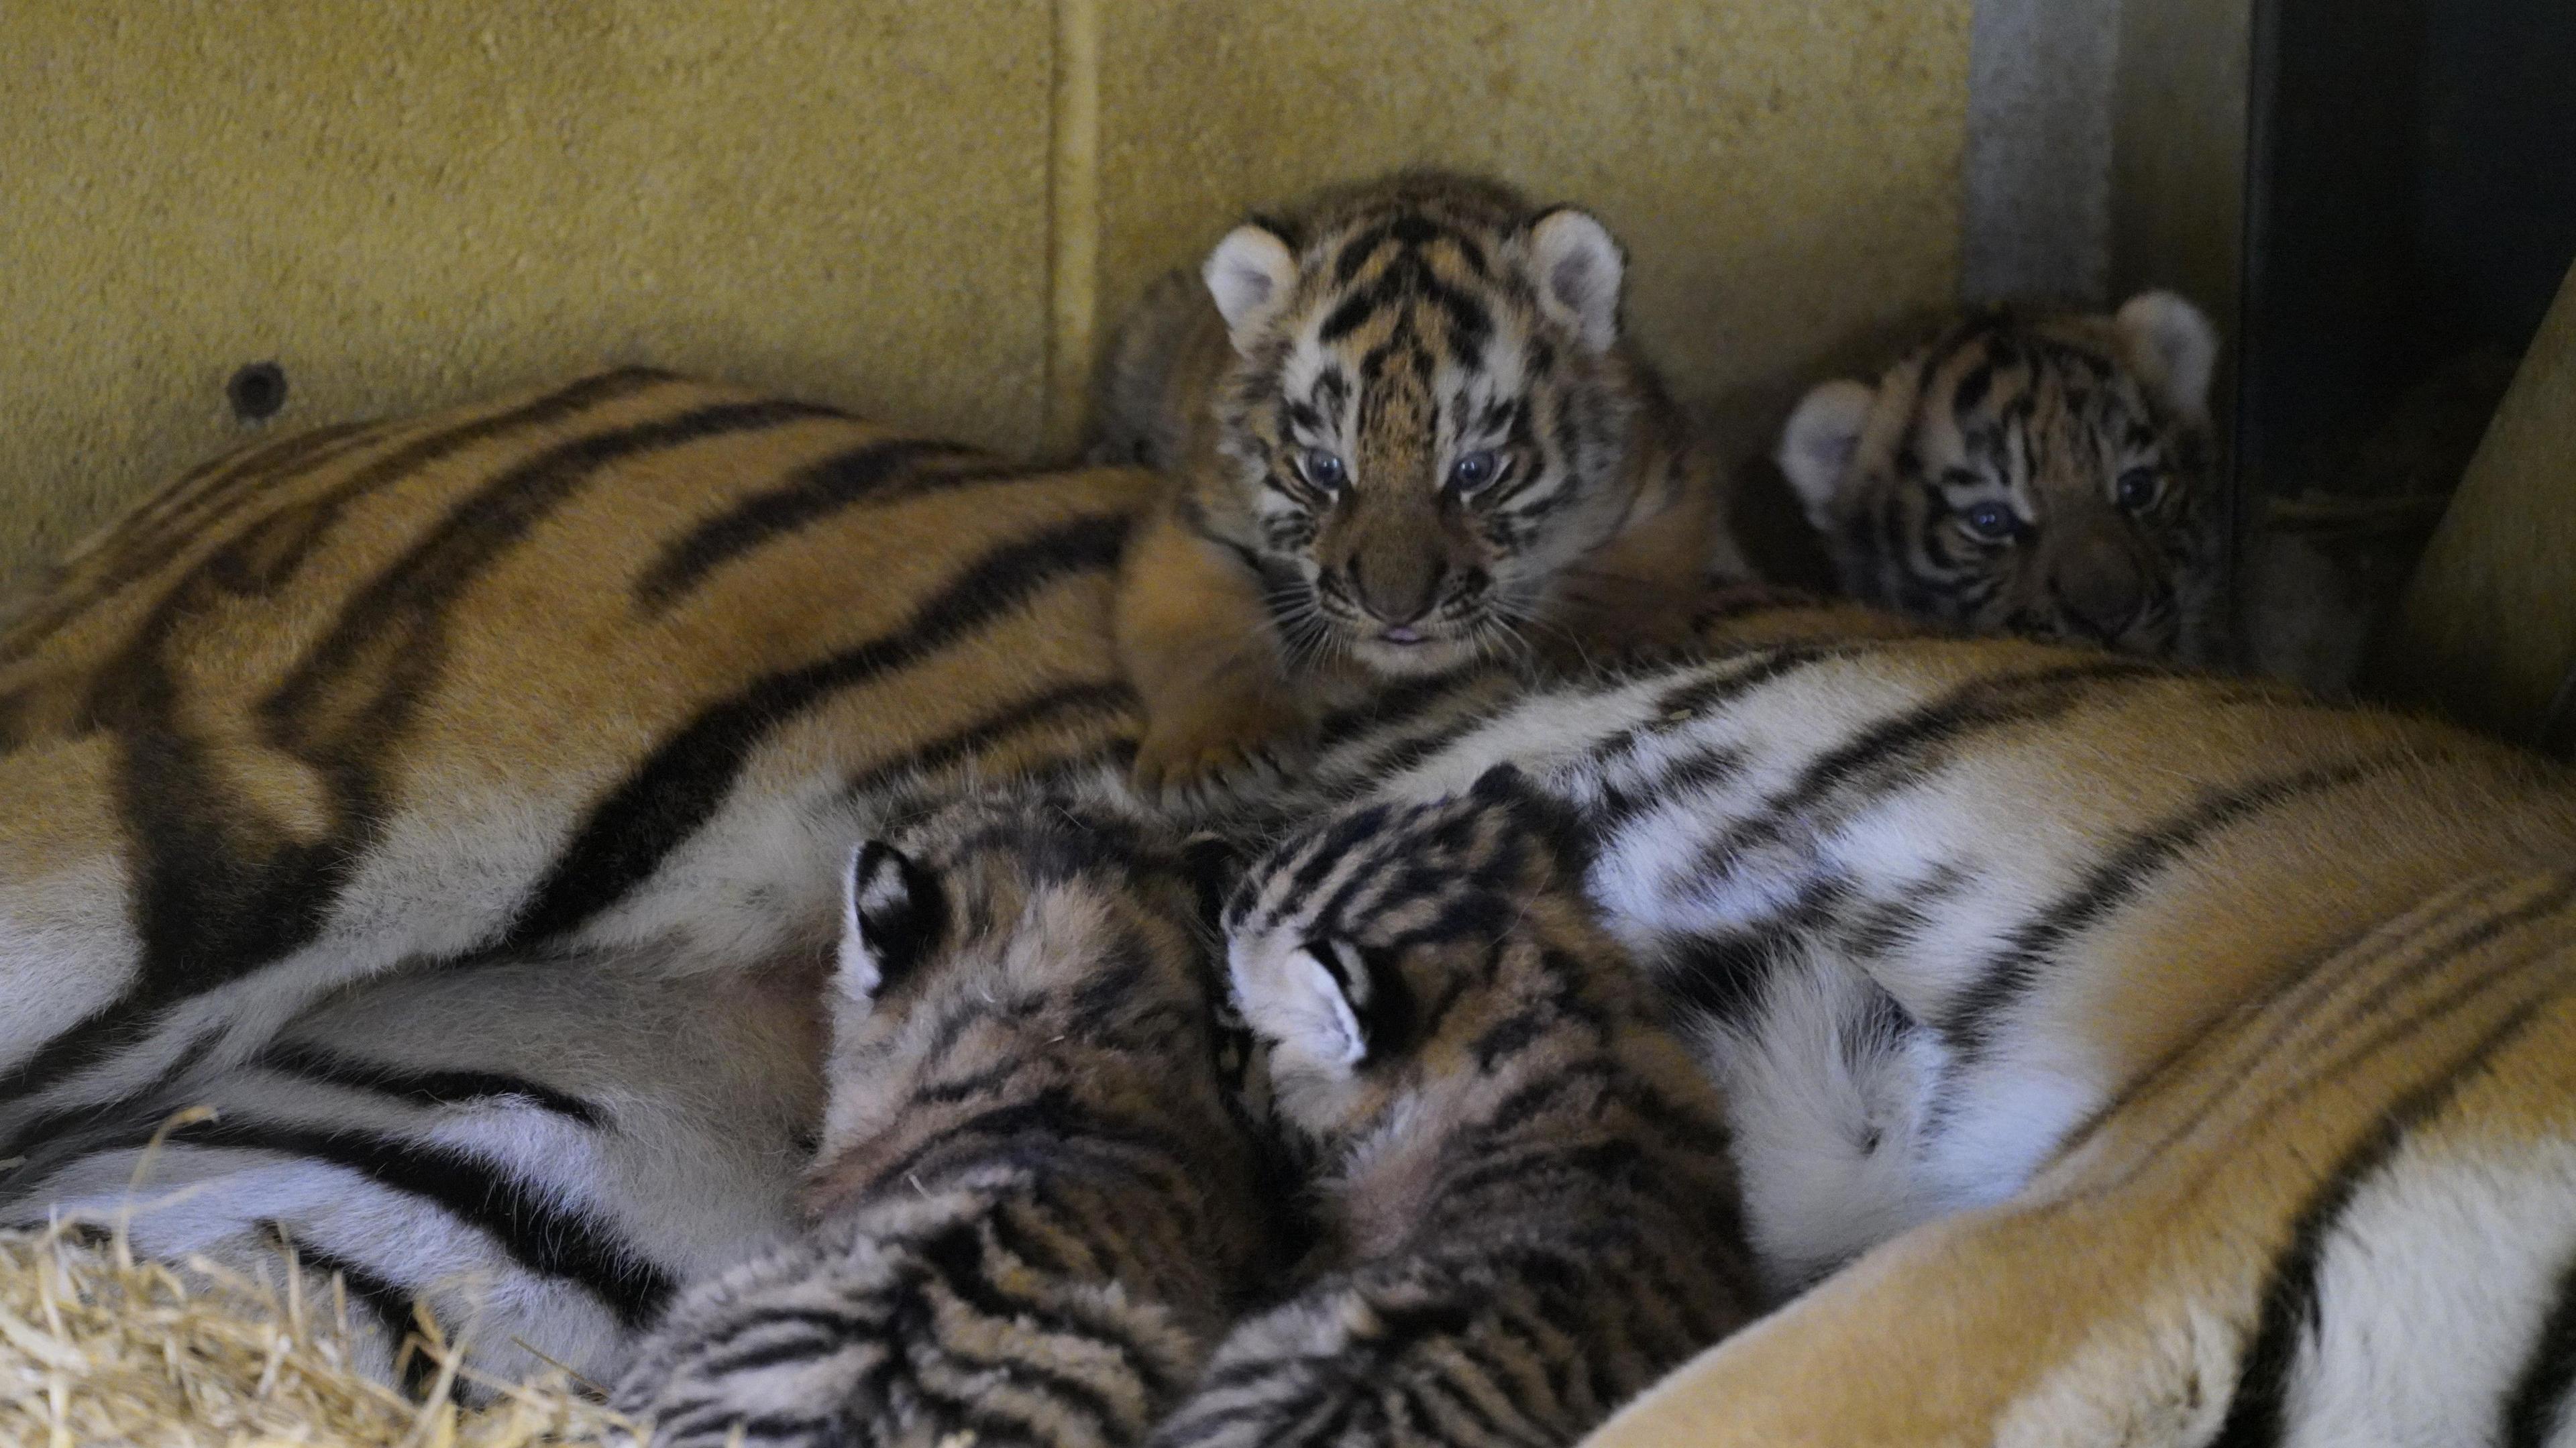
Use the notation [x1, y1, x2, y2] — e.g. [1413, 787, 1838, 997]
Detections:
[1776, 292, 2224, 661]
[1197, 172, 1650, 676]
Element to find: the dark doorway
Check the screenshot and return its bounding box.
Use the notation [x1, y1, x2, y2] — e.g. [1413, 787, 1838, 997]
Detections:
[2233, 0, 2576, 690]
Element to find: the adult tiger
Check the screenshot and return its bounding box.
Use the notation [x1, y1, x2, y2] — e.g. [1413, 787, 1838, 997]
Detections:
[0, 370, 1155, 1158]
[3, 942, 825, 1399]
[1264, 608, 2576, 1445]
[12, 357, 2576, 1439]
[1775, 293, 2226, 663]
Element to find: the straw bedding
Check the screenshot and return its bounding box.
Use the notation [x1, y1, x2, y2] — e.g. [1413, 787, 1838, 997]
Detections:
[0, 1215, 635, 1448]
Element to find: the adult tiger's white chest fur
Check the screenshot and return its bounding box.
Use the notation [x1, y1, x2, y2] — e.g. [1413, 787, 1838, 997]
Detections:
[1284, 632, 2576, 1295]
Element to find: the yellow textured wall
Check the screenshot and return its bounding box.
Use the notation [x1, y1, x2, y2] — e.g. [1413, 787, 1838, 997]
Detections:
[1, 0, 1972, 595]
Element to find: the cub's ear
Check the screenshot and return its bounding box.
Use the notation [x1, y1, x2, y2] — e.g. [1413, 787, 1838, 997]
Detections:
[1527, 207, 1625, 353]
[1236, 934, 1413, 1074]
[1178, 831, 1248, 938]
[1260, 938, 1379, 1072]
[2113, 291, 2220, 420]
[837, 840, 945, 1004]
[1203, 224, 1301, 353]
[1776, 380, 1877, 531]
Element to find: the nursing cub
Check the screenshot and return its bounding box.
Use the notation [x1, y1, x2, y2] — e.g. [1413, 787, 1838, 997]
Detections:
[1158, 769, 1756, 1448]
[613, 793, 1273, 1448]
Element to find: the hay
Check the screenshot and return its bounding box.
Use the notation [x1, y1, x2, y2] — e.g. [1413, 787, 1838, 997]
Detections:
[0, 1214, 646, 1447]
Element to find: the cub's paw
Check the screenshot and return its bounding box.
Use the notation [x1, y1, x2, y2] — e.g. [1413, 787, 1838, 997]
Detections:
[1132, 687, 1311, 806]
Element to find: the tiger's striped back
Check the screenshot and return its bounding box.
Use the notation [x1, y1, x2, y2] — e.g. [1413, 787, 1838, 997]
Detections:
[1583, 869, 2576, 1447]
[0, 371, 1154, 1155]
[1154, 769, 1756, 1448]
[612, 789, 1274, 1448]
[1253, 614, 2576, 1444]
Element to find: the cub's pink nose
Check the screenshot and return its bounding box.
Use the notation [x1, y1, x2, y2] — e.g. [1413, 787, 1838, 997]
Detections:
[1381, 626, 1424, 645]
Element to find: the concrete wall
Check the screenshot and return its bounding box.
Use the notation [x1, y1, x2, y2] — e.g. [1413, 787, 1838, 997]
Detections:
[1, 0, 1972, 594]
[1959, 0, 2118, 307]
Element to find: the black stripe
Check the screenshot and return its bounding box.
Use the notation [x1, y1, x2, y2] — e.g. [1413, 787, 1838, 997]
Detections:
[1315, 666, 1483, 748]
[263, 394, 843, 744]
[2040, 878, 2521, 1185]
[254, 1040, 606, 1127]
[2190, 878, 2576, 1204]
[1320, 287, 1386, 345]
[1641, 645, 1841, 728]
[1334, 224, 1391, 285]
[0, 1014, 224, 1168]
[1470, 1007, 1554, 1070]
[691, 1323, 862, 1378]
[1065, 939, 1158, 1039]
[839, 679, 1136, 800]
[502, 511, 1131, 949]
[133, 416, 383, 544]
[1242, 801, 1399, 935]
[1937, 755, 2404, 1063]
[912, 1225, 1143, 1435]
[2210, 1000, 2545, 1448]
[0, 995, 162, 1114]
[2502, 1244, 2576, 1447]
[168, 1117, 672, 1325]
[859, 1090, 1165, 1201]
[1838, 865, 1968, 961]
[1658, 932, 1790, 1029]
[0, 421, 384, 667]
[1694, 659, 2164, 886]
[1788, 659, 2162, 810]
[55, 375, 730, 1065]
[268, 1224, 437, 1402]
[632, 437, 998, 611]
[1589, 744, 1746, 835]
[1442, 1139, 1646, 1201]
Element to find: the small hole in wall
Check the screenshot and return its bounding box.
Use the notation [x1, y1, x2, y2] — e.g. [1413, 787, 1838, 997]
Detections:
[227, 361, 288, 424]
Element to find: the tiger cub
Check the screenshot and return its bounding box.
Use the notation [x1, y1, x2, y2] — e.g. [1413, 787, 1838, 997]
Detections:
[1093, 170, 1735, 795]
[1151, 768, 1757, 1448]
[1774, 292, 2224, 661]
[610, 791, 1274, 1448]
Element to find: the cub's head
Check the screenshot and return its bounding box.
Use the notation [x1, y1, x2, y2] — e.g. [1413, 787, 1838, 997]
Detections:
[1200, 172, 1645, 677]
[1776, 293, 2223, 661]
[1218, 765, 1605, 1147]
[814, 790, 1246, 1177]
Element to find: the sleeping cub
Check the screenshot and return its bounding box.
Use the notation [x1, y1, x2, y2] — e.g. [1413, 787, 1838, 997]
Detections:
[1152, 767, 1758, 1448]
[1095, 170, 1737, 795]
[613, 792, 1273, 1448]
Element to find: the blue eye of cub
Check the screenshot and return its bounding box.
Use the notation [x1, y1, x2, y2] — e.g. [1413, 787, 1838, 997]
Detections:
[1447, 449, 1505, 494]
[1960, 500, 2019, 540]
[1296, 448, 1348, 492]
[2115, 467, 2161, 510]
